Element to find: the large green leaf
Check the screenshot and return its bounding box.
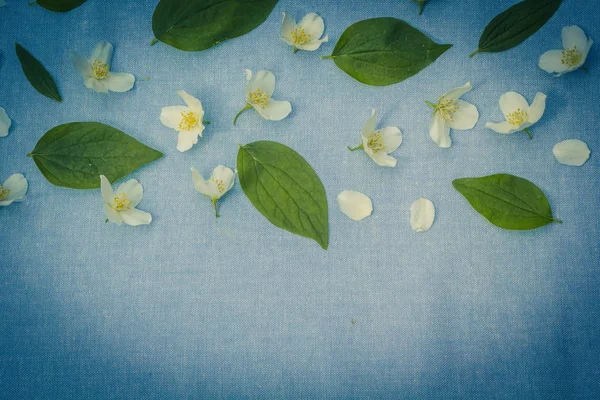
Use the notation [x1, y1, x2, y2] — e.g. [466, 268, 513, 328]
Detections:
[15, 43, 61, 102]
[28, 122, 163, 189]
[322, 18, 452, 86]
[151, 0, 278, 51]
[470, 0, 562, 57]
[31, 0, 87, 12]
[237, 141, 329, 249]
[453, 174, 561, 230]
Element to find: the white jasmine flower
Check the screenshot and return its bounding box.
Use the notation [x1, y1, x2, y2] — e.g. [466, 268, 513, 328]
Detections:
[191, 166, 235, 218]
[485, 92, 547, 139]
[410, 197, 435, 232]
[281, 12, 328, 53]
[426, 82, 479, 148]
[553, 139, 591, 166]
[160, 90, 207, 152]
[348, 109, 402, 167]
[337, 190, 373, 221]
[0, 174, 28, 207]
[539, 26, 593, 76]
[70, 40, 135, 93]
[100, 175, 151, 226]
[0, 106, 11, 137]
[233, 69, 292, 126]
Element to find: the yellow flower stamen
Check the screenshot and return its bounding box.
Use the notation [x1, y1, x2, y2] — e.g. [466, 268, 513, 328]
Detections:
[250, 88, 270, 108]
[178, 111, 199, 131]
[113, 193, 132, 211]
[211, 178, 226, 193]
[367, 131, 385, 153]
[92, 59, 110, 80]
[506, 108, 528, 126]
[291, 27, 312, 45]
[0, 185, 10, 201]
[561, 46, 582, 67]
[436, 98, 459, 122]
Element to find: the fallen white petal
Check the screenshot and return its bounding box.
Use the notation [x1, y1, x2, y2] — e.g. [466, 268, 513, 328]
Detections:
[0, 107, 11, 137]
[410, 197, 435, 232]
[553, 139, 591, 166]
[337, 190, 373, 221]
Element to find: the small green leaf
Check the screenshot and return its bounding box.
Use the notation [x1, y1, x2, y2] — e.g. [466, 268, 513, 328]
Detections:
[237, 141, 329, 249]
[322, 18, 451, 86]
[15, 43, 61, 102]
[471, 0, 562, 57]
[29, 122, 163, 189]
[453, 174, 561, 230]
[151, 0, 278, 52]
[29, 0, 87, 12]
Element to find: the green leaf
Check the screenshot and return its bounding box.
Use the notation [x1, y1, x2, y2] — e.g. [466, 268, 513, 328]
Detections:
[30, 0, 87, 12]
[470, 0, 562, 57]
[452, 174, 561, 230]
[237, 141, 329, 250]
[151, 0, 278, 51]
[28, 122, 163, 189]
[322, 17, 452, 86]
[15, 43, 61, 102]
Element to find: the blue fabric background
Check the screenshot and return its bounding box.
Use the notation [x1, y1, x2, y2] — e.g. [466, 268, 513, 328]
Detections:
[1, 0, 599, 398]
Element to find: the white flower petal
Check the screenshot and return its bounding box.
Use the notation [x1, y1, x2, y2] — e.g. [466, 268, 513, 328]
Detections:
[527, 92, 547, 125]
[499, 91, 529, 116]
[430, 114, 451, 148]
[84, 77, 108, 93]
[247, 70, 275, 98]
[2, 173, 28, 203]
[0, 107, 11, 137]
[441, 82, 472, 101]
[485, 121, 518, 135]
[89, 40, 113, 65]
[539, 50, 570, 75]
[100, 175, 114, 205]
[116, 179, 143, 207]
[298, 13, 325, 39]
[160, 106, 188, 130]
[296, 36, 328, 51]
[553, 139, 591, 166]
[70, 52, 93, 78]
[369, 151, 397, 168]
[102, 72, 135, 93]
[177, 90, 204, 115]
[176, 130, 199, 152]
[449, 100, 479, 130]
[410, 197, 435, 232]
[380, 126, 402, 153]
[245, 69, 253, 81]
[104, 203, 123, 225]
[211, 165, 236, 195]
[562, 26, 589, 53]
[281, 12, 296, 45]
[361, 109, 377, 138]
[255, 99, 291, 121]
[120, 208, 152, 226]
[337, 190, 373, 221]
[191, 168, 221, 198]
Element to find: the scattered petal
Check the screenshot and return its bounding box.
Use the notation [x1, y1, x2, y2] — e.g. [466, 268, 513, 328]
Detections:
[0, 107, 11, 137]
[410, 197, 435, 232]
[553, 139, 591, 166]
[337, 191, 373, 221]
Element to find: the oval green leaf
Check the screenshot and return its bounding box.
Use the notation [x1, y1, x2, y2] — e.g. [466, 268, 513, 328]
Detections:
[453, 174, 561, 230]
[31, 0, 87, 12]
[471, 0, 562, 57]
[15, 43, 61, 102]
[28, 122, 163, 189]
[237, 141, 329, 250]
[322, 17, 452, 86]
[151, 0, 278, 51]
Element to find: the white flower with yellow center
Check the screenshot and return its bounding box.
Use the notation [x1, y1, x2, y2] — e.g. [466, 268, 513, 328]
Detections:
[539, 26, 593, 76]
[100, 175, 151, 226]
[160, 90, 207, 152]
[0, 174, 28, 207]
[348, 109, 402, 167]
[0, 106, 11, 137]
[233, 70, 292, 126]
[281, 12, 328, 53]
[426, 82, 479, 148]
[191, 166, 235, 218]
[485, 92, 547, 139]
[70, 41, 135, 94]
